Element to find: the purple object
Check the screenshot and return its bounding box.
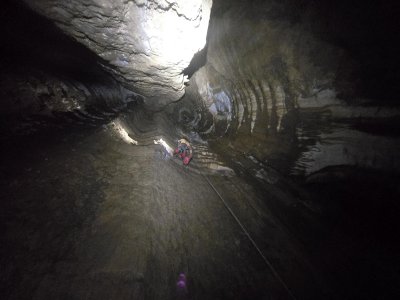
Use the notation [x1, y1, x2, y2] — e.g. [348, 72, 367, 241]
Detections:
[176, 273, 188, 296]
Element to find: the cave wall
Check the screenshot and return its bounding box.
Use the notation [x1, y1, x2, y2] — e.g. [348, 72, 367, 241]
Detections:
[1, 1, 400, 298]
[23, 0, 212, 109]
[172, 0, 400, 178]
[2, 0, 399, 179]
[0, 1, 140, 138]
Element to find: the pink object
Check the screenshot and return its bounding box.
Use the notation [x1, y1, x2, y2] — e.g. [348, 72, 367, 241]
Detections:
[183, 156, 191, 165]
[174, 142, 193, 165]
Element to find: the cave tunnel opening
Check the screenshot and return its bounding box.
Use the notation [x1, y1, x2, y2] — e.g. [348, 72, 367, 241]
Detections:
[1, 0, 400, 299]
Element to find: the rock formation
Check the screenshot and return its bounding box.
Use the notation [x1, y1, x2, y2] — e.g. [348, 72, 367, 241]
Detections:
[24, 0, 212, 109]
[1, 0, 400, 298]
[169, 0, 400, 179]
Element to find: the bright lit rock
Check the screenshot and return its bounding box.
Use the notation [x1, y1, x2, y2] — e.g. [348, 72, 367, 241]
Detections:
[24, 0, 212, 109]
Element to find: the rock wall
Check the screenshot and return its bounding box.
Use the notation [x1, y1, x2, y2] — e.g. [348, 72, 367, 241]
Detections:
[24, 0, 212, 109]
[3, 0, 400, 178]
[178, 0, 347, 135]
[0, 68, 132, 137]
[0, 1, 137, 138]
[172, 0, 400, 178]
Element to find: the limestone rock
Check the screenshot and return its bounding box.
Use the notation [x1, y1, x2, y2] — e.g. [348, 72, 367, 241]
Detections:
[179, 1, 347, 137]
[24, 0, 212, 109]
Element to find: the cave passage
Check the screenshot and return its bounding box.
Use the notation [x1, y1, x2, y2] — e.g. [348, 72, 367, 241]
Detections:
[1, 1, 400, 300]
[1, 122, 328, 299]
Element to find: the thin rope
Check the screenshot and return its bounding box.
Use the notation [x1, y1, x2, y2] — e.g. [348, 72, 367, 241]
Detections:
[202, 173, 297, 300]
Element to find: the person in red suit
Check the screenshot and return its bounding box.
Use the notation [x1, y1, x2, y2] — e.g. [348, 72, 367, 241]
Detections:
[174, 138, 193, 165]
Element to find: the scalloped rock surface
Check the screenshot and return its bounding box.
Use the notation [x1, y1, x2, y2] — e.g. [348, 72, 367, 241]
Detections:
[24, 0, 212, 109]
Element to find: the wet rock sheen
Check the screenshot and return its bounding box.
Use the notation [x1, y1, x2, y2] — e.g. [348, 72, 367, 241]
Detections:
[24, 0, 212, 108]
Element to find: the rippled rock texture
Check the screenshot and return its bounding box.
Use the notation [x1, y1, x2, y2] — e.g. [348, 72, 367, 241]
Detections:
[1, 0, 400, 299]
[172, 0, 400, 179]
[0, 1, 141, 138]
[24, 0, 212, 108]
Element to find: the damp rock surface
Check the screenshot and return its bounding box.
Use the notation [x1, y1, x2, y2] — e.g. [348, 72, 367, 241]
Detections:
[23, 0, 212, 108]
[1, 0, 400, 299]
[0, 127, 330, 300]
[172, 0, 400, 179]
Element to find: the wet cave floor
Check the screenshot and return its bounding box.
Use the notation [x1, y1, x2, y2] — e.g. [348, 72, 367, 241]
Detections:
[0, 123, 327, 300]
[0, 122, 399, 299]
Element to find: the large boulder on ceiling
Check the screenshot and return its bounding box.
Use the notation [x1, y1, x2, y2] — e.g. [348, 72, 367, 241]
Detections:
[23, 0, 212, 109]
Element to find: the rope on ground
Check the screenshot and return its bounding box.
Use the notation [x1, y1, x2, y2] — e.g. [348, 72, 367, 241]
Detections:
[202, 173, 297, 300]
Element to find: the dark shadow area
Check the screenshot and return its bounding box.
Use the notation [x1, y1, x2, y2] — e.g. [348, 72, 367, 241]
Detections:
[182, 45, 208, 79]
[0, 0, 129, 141]
[304, 0, 400, 104]
[305, 166, 400, 299]
[211, 0, 400, 104]
[0, 0, 108, 83]
[351, 116, 400, 137]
